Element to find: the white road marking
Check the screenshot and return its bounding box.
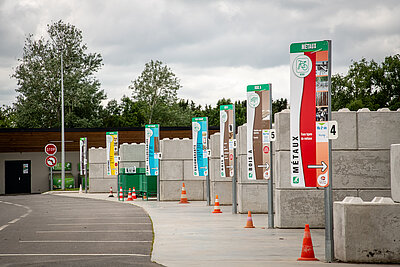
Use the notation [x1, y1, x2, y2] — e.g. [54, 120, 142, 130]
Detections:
[37, 230, 152, 233]
[0, 225, 9, 231]
[47, 223, 150, 225]
[0, 253, 149, 257]
[54, 216, 147, 220]
[20, 240, 151, 243]
[8, 218, 20, 224]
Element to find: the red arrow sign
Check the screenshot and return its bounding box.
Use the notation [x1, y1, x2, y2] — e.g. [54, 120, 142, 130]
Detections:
[45, 144, 57, 156]
[45, 156, 57, 167]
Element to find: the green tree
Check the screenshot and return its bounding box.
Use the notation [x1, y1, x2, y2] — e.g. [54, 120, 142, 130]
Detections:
[12, 20, 106, 128]
[129, 60, 181, 124]
[332, 55, 400, 111]
[0, 105, 15, 128]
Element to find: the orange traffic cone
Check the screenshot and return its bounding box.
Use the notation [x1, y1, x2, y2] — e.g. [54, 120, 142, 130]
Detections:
[244, 211, 255, 228]
[132, 187, 137, 199]
[126, 188, 133, 201]
[119, 186, 124, 201]
[108, 187, 114, 197]
[212, 195, 222, 213]
[179, 183, 189, 204]
[298, 224, 318, 261]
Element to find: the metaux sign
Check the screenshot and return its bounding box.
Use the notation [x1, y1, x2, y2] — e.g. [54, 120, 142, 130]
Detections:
[290, 40, 331, 187]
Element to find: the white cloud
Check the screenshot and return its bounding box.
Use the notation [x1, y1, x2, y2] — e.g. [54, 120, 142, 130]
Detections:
[0, 0, 400, 107]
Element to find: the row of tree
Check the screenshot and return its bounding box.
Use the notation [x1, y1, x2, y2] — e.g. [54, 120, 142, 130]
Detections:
[1, 21, 399, 129]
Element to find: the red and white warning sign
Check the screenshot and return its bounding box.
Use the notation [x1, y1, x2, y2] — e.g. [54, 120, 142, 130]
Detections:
[45, 144, 57, 156]
[45, 156, 57, 167]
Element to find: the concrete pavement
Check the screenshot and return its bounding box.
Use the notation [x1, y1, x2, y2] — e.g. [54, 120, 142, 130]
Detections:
[54, 192, 392, 267]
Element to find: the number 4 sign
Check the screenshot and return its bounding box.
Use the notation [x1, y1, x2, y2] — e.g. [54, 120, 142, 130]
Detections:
[328, 121, 338, 140]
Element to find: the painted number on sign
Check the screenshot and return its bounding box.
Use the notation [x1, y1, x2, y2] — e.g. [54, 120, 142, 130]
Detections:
[328, 121, 338, 139]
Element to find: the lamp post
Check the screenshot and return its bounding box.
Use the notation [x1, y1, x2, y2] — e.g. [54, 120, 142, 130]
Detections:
[60, 51, 65, 190]
[51, 34, 66, 190]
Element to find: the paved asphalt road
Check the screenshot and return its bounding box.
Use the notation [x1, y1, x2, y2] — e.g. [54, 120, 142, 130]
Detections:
[0, 194, 162, 266]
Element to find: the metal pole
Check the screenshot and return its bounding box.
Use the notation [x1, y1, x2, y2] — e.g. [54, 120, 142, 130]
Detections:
[325, 40, 334, 262]
[85, 138, 88, 194]
[61, 52, 65, 190]
[206, 121, 211, 206]
[157, 172, 160, 201]
[268, 142, 275, 229]
[268, 84, 274, 228]
[50, 167, 53, 191]
[232, 105, 237, 214]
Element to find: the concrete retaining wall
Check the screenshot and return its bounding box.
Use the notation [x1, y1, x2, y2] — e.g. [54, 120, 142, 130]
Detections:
[160, 138, 206, 201]
[334, 197, 400, 263]
[88, 147, 117, 193]
[274, 108, 400, 228]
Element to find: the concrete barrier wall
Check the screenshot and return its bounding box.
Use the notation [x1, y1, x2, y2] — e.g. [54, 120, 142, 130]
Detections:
[334, 197, 400, 263]
[88, 147, 117, 192]
[274, 108, 400, 228]
[160, 138, 206, 201]
[391, 144, 400, 202]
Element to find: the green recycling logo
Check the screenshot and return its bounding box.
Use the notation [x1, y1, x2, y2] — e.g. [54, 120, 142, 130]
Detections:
[292, 55, 312, 78]
[248, 92, 260, 108]
[293, 176, 300, 184]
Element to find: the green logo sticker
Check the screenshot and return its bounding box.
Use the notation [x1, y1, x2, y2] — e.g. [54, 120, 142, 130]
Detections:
[248, 93, 260, 108]
[293, 55, 312, 78]
[293, 176, 299, 184]
[220, 111, 228, 123]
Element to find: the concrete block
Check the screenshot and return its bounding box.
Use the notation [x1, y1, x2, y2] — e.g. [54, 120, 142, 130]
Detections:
[120, 143, 145, 161]
[183, 160, 205, 181]
[332, 110, 357, 150]
[358, 110, 400, 149]
[210, 158, 231, 182]
[89, 178, 118, 193]
[274, 110, 290, 151]
[119, 161, 144, 169]
[334, 199, 400, 263]
[391, 144, 400, 202]
[238, 183, 269, 214]
[237, 124, 247, 156]
[275, 189, 324, 228]
[358, 189, 392, 201]
[89, 148, 106, 164]
[160, 180, 205, 201]
[333, 189, 358, 202]
[160, 160, 183, 181]
[238, 154, 268, 184]
[275, 150, 291, 189]
[211, 181, 232, 205]
[209, 133, 220, 159]
[161, 138, 192, 160]
[332, 150, 390, 189]
[88, 163, 104, 178]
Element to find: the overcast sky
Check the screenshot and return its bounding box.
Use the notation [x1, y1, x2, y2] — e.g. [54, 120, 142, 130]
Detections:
[1, 0, 400, 108]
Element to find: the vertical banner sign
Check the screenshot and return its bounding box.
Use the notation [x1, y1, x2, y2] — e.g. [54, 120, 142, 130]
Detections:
[79, 137, 87, 175]
[192, 117, 209, 176]
[106, 132, 119, 176]
[290, 40, 331, 187]
[220, 105, 235, 178]
[145, 124, 160, 176]
[247, 84, 272, 180]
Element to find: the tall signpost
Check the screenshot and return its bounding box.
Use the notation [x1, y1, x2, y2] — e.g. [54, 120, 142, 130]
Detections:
[220, 105, 237, 213]
[290, 40, 333, 261]
[145, 124, 160, 201]
[80, 137, 88, 193]
[106, 132, 119, 176]
[246, 84, 274, 228]
[192, 117, 210, 205]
